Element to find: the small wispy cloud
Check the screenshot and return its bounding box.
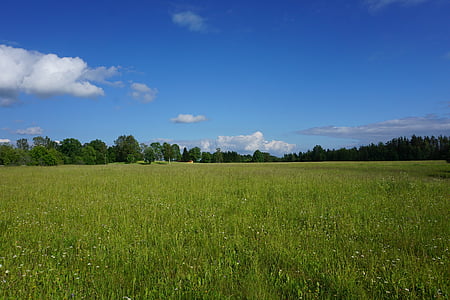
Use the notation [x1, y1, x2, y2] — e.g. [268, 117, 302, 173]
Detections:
[83, 66, 123, 86]
[364, 0, 429, 12]
[16, 126, 44, 135]
[172, 11, 209, 32]
[130, 82, 158, 103]
[0, 138, 11, 143]
[171, 114, 207, 124]
[298, 115, 450, 143]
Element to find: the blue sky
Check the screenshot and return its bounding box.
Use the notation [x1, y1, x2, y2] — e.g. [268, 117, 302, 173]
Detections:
[1, 0, 449, 155]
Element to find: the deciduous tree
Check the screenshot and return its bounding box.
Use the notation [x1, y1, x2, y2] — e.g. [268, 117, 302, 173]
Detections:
[59, 138, 83, 164]
[151, 142, 163, 161]
[189, 147, 201, 162]
[252, 150, 264, 162]
[144, 147, 155, 164]
[16, 138, 30, 151]
[114, 135, 141, 162]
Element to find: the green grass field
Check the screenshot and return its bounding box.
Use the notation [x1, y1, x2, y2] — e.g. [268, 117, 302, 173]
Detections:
[0, 162, 449, 299]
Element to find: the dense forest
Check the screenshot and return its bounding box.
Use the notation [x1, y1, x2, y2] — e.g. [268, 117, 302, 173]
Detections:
[0, 135, 449, 166]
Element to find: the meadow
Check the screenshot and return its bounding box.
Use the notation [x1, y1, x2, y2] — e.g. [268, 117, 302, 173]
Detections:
[0, 161, 448, 299]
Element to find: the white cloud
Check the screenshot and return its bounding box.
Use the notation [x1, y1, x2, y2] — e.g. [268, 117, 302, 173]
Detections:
[130, 82, 158, 103]
[131, 82, 151, 93]
[171, 114, 207, 124]
[199, 139, 214, 152]
[172, 11, 208, 32]
[298, 115, 450, 142]
[0, 138, 11, 144]
[82, 66, 122, 86]
[16, 126, 43, 135]
[216, 131, 295, 154]
[151, 131, 295, 156]
[0, 44, 119, 106]
[364, 0, 429, 11]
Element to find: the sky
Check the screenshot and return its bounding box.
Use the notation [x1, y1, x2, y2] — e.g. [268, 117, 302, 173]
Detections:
[1, 0, 449, 155]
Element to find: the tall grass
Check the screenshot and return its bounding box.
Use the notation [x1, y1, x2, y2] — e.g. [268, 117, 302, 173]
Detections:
[0, 162, 448, 299]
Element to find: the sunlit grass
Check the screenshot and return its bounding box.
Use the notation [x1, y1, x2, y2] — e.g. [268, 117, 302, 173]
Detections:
[0, 161, 448, 298]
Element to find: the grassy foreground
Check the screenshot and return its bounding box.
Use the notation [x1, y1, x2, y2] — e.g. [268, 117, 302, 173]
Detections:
[0, 162, 448, 299]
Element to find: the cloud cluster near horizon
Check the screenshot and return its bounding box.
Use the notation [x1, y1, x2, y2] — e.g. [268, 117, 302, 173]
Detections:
[298, 115, 450, 143]
[0, 45, 121, 107]
[162, 131, 296, 156]
[217, 131, 295, 154]
[171, 114, 207, 124]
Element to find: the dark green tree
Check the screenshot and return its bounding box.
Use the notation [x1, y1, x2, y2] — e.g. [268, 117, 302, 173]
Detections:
[181, 147, 190, 162]
[0, 144, 18, 165]
[201, 151, 212, 163]
[29, 146, 58, 166]
[189, 147, 201, 162]
[59, 138, 83, 164]
[107, 146, 117, 163]
[114, 135, 141, 162]
[144, 147, 155, 163]
[87, 139, 108, 164]
[252, 150, 264, 162]
[312, 145, 326, 161]
[262, 152, 276, 162]
[82, 145, 97, 165]
[127, 154, 137, 164]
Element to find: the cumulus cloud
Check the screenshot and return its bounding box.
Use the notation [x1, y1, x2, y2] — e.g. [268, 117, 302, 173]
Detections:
[171, 114, 207, 123]
[364, 0, 429, 11]
[16, 126, 43, 135]
[152, 131, 295, 156]
[130, 82, 158, 103]
[216, 131, 295, 154]
[298, 115, 450, 143]
[0, 138, 11, 144]
[0, 44, 119, 106]
[172, 11, 208, 32]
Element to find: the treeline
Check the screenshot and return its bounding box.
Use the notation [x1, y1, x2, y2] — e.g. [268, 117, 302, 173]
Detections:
[282, 135, 450, 162]
[0, 135, 449, 166]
